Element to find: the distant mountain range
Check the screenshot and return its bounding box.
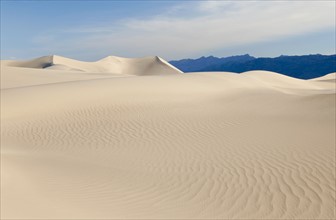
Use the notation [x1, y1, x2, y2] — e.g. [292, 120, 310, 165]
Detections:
[170, 54, 336, 79]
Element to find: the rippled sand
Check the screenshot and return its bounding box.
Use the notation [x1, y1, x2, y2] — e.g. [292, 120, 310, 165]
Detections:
[1, 57, 335, 219]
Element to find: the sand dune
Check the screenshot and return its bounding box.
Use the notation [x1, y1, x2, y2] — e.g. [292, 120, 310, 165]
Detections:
[5, 55, 183, 75]
[1, 57, 335, 219]
[311, 72, 336, 82]
[1, 55, 182, 89]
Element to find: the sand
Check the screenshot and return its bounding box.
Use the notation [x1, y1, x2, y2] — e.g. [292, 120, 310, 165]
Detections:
[1, 56, 335, 219]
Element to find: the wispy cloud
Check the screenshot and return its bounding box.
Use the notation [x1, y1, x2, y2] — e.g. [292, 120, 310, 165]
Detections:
[32, 1, 335, 60]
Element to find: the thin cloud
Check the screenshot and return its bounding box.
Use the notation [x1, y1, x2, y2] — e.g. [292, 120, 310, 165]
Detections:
[33, 1, 335, 60]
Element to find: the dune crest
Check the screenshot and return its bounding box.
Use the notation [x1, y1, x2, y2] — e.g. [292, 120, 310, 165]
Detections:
[6, 55, 183, 76]
[310, 72, 336, 81]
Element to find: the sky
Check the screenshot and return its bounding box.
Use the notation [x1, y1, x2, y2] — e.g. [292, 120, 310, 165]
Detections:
[1, 0, 335, 61]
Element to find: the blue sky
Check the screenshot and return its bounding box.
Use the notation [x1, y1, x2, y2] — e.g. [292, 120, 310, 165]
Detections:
[1, 0, 335, 61]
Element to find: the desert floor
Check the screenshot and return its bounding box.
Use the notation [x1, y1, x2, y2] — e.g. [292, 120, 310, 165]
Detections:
[1, 56, 335, 219]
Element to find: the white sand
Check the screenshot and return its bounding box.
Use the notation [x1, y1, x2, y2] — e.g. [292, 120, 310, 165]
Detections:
[1, 56, 335, 219]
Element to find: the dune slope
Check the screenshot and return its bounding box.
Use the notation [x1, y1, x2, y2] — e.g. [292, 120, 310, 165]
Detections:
[5, 55, 183, 75]
[1, 59, 335, 219]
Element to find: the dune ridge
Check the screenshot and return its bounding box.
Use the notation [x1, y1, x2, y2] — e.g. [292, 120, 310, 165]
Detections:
[310, 72, 336, 82]
[5, 55, 183, 75]
[1, 56, 335, 219]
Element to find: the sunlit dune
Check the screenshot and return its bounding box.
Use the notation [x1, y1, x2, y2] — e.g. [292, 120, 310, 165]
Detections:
[1, 56, 335, 219]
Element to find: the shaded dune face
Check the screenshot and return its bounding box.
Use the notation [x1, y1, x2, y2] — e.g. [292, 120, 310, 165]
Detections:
[6, 55, 183, 75]
[1, 57, 335, 219]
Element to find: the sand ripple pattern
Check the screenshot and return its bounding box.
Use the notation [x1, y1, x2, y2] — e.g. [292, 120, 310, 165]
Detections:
[2, 94, 335, 219]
